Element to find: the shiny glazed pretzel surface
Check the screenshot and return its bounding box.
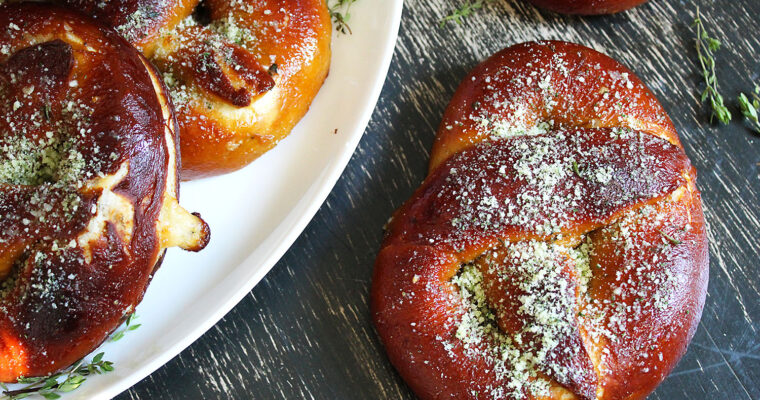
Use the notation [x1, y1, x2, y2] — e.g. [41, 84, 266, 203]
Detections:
[372, 41, 708, 400]
[52, 0, 332, 179]
[0, 4, 209, 381]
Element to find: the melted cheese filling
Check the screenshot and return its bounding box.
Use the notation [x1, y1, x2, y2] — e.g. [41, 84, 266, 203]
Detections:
[77, 161, 133, 262]
[140, 53, 208, 252]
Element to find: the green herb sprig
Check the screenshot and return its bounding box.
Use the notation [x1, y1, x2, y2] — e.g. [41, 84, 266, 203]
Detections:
[738, 85, 760, 133]
[0, 314, 140, 399]
[692, 7, 731, 125]
[109, 313, 141, 343]
[440, 0, 492, 28]
[0, 353, 113, 400]
[328, 0, 358, 35]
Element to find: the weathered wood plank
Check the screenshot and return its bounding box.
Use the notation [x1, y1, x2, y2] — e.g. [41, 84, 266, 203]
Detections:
[119, 0, 760, 398]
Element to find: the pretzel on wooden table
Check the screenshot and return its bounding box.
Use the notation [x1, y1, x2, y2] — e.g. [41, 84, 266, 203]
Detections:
[372, 41, 708, 400]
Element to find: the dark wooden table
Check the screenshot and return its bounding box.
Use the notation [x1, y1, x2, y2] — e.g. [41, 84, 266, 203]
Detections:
[119, 0, 760, 398]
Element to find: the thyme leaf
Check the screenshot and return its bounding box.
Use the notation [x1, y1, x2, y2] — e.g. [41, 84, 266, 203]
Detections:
[109, 313, 141, 343]
[571, 160, 582, 177]
[657, 229, 682, 245]
[692, 7, 731, 125]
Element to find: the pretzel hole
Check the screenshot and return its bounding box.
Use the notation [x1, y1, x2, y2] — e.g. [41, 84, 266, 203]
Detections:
[0, 244, 25, 282]
[192, 1, 214, 26]
[445, 187, 690, 398]
[449, 237, 598, 398]
[152, 3, 275, 110]
[0, 243, 55, 298]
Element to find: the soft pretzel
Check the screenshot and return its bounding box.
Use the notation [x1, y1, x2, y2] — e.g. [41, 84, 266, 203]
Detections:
[52, 0, 332, 179]
[47, 0, 199, 52]
[0, 4, 209, 381]
[525, 0, 648, 14]
[372, 41, 708, 399]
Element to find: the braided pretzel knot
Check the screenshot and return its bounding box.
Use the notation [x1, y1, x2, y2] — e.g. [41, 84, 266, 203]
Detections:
[0, 4, 209, 380]
[49, 0, 332, 179]
[372, 41, 708, 400]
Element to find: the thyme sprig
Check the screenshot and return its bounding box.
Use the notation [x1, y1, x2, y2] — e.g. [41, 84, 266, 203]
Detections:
[109, 313, 141, 343]
[738, 85, 760, 133]
[0, 353, 113, 400]
[692, 7, 731, 125]
[0, 313, 140, 399]
[440, 0, 492, 28]
[328, 0, 358, 34]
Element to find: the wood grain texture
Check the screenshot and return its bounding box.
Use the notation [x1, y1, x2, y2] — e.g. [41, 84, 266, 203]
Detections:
[118, 0, 760, 398]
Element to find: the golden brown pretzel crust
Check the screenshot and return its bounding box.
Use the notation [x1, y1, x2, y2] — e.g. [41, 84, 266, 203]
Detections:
[154, 0, 332, 179]
[0, 3, 208, 381]
[525, 0, 649, 14]
[372, 41, 708, 400]
[432, 41, 677, 172]
[48, 0, 332, 179]
[51, 0, 200, 52]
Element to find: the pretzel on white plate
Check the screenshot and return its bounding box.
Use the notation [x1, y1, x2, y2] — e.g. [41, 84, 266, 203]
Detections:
[0, 3, 209, 381]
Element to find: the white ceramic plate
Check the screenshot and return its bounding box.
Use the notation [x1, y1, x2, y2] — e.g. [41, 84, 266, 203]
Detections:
[40, 1, 403, 398]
